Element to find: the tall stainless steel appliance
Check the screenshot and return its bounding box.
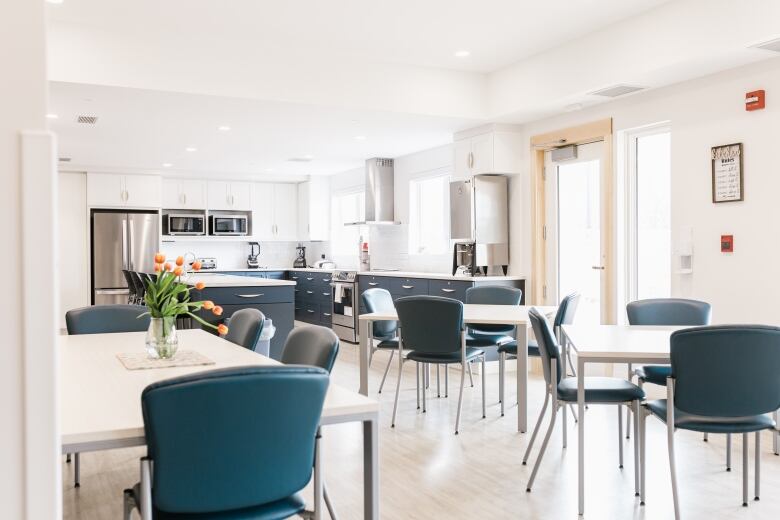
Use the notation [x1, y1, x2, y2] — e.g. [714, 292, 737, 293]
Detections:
[330, 270, 359, 343]
[450, 175, 509, 275]
[91, 210, 159, 305]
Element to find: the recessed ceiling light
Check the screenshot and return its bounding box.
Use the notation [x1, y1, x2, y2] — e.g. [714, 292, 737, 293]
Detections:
[185, 147, 197, 152]
[454, 50, 470, 58]
[218, 125, 231, 132]
[162, 163, 173, 168]
[46, 113, 58, 119]
[353, 135, 366, 141]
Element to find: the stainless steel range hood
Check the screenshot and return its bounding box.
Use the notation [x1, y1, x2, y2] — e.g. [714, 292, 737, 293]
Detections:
[346, 158, 400, 226]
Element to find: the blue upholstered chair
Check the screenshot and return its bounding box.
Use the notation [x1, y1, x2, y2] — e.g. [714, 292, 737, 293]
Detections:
[123, 365, 329, 520]
[392, 296, 487, 434]
[64, 304, 151, 487]
[281, 324, 340, 373]
[497, 292, 580, 417]
[524, 307, 645, 494]
[223, 308, 265, 351]
[361, 288, 401, 393]
[65, 304, 150, 335]
[639, 325, 780, 519]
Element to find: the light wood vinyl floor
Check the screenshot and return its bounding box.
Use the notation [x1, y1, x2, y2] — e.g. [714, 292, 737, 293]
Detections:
[64, 340, 780, 519]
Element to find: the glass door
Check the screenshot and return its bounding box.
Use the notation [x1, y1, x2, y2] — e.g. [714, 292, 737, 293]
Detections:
[545, 141, 606, 324]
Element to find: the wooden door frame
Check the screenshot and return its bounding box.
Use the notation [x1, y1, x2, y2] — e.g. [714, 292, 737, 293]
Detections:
[530, 118, 616, 324]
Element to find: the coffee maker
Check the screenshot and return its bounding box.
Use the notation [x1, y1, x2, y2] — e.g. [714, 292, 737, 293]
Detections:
[247, 242, 260, 269]
[452, 241, 477, 276]
[293, 244, 307, 268]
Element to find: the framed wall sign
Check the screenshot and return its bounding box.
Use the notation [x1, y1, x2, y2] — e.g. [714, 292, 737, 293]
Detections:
[711, 143, 743, 203]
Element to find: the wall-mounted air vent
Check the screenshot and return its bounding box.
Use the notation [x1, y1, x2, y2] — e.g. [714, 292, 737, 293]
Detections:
[58, 157, 72, 162]
[751, 37, 780, 53]
[588, 84, 645, 98]
[287, 157, 313, 163]
[76, 115, 98, 124]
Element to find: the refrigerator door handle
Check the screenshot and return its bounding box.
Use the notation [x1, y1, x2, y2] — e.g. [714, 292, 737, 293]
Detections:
[121, 218, 129, 269]
[128, 217, 135, 271]
[95, 289, 131, 295]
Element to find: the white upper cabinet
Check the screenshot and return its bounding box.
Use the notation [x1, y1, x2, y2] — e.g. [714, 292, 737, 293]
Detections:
[297, 177, 330, 241]
[251, 183, 298, 241]
[162, 179, 206, 209]
[87, 173, 161, 208]
[207, 180, 252, 211]
[452, 131, 521, 180]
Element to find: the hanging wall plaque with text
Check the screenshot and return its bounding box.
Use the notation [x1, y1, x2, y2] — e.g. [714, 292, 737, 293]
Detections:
[711, 143, 743, 203]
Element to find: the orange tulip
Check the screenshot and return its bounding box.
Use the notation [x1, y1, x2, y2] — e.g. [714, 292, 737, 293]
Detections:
[164, 262, 172, 271]
[175, 256, 184, 266]
[217, 324, 229, 335]
[154, 253, 165, 264]
[212, 305, 223, 316]
[173, 266, 184, 277]
[202, 300, 214, 310]
[192, 260, 202, 271]
[194, 282, 206, 290]
[153, 263, 162, 272]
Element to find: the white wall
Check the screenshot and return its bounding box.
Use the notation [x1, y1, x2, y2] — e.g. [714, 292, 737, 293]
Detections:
[512, 57, 780, 324]
[58, 172, 89, 327]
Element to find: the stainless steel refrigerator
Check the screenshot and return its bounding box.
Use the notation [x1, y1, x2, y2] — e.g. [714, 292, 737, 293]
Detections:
[91, 210, 159, 305]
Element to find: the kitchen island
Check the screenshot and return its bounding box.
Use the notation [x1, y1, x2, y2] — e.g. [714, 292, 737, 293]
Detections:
[188, 273, 295, 360]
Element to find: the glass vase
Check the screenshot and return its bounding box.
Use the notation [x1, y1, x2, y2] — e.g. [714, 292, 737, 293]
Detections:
[146, 317, 179, 359]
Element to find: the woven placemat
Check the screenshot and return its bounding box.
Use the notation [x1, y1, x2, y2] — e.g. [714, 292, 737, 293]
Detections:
[117, 350, 215, 370]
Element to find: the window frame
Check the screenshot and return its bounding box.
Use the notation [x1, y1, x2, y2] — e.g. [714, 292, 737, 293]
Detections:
[407, 171, 451, 256]
[330, 188, 365, 257]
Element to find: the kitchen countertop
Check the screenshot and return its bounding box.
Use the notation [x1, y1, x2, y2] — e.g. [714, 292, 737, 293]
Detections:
[204, 267, 335, 273]
[200, 267, 524, 281]
[186, 273, 296, 287]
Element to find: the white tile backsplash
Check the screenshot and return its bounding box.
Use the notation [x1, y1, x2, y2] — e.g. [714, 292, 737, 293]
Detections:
[160, 240, 329, 270]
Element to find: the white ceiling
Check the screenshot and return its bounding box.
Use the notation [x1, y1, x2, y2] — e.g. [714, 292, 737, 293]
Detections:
[49, 82, 478, 177]
[47, 0, 671, 73]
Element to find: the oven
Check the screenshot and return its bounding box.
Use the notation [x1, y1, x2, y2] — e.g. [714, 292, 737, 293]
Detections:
[164, 213, 205, 235]
[209, 214, 248, 236]
[330, 270, 358, 343]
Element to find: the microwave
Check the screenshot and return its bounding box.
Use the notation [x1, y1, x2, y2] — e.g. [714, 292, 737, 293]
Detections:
[164, 213, 205, 235]
[209, 214, 248, 236]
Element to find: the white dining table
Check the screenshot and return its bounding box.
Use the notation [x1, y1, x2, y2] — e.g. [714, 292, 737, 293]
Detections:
[60, 328, 380, 520]
[359, 304, 557, 433]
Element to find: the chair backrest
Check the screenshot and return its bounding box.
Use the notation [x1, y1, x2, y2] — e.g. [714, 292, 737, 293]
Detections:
[130, 271, 147, 300]
[65, 304, 150, 335]
[281, 325, 340, 373]
[122, 270, 137, 300]
[626, 298, 711, 326]
[464, 285, 522, 334]
[361, 288, 398, 339]
[142, 366, 329, 514]
[395, 296, 463, 355]
[528, 307, 562, 386]
[224, 308, 265, 350]
[554, 292, 581, 328]
[670, 325, 780, 417]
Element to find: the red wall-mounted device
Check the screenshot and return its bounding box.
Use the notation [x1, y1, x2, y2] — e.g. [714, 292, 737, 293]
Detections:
[721, 235, 734, 253]
[746, 90, 765, 111]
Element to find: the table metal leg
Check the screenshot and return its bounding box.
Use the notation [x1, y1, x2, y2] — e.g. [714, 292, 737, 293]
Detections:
[578, 357, 585, 516]
[363, 418, 379, 520]
[516, 323, 528, 432]
[313, 432, 323, 520]
[359, 321, 372, 396]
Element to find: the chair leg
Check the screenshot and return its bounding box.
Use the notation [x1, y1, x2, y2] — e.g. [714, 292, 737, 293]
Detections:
[640, 406, 647, 506]
[633, 400, 640, 496]
[562, 400, 567, 449]
[499, 352, 505, 417]
[454, 362, 466, 434]
[703, 432, 708, 442]
[618, 405, 624, 468]
[436, 364, 441, 398]
[569, 404, 578, 423]
[377, 350, 394, 394]
[755, 430, 760, 501]
[74, 452, 80, 487]
[625, 365, 632, 439]
[467, 361, 474, 387]
[122, 488, 135, 520]
[481, 356, 486, 419]
[323, 484, 339, 520]
[667, 422, 681, 520]
[445, 364, 449, 398]
[390, 357, 404, 428]
[66, 453, 71, 463]
[422, 364, 427, 413]
[527, 404, 559, 491]
[415, 361, 420, 410]
[522, 391, 550, 465]
[742, 432, 748, 506]
[727, 433, 732, 471]
[774, 411, 779, 455]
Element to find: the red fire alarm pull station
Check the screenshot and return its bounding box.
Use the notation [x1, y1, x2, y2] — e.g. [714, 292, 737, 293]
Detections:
[721, 235, 734, 253]
[746, 90, 765, 111]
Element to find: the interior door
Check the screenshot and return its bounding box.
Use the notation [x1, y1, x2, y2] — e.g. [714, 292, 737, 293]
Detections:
[545, 142, 607, 324]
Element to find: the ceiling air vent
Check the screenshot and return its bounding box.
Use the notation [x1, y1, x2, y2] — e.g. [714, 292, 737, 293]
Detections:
[76, 115, 98, 124]
[58, 157, 71, 162]
[751, 37, 780, 53]
[588, 84, 645, 98]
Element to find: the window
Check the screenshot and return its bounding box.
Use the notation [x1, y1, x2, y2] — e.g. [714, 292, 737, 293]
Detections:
[628, 127, 671, 300]
[408, 174, 449, 255]
[330, 190, 365, 257]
